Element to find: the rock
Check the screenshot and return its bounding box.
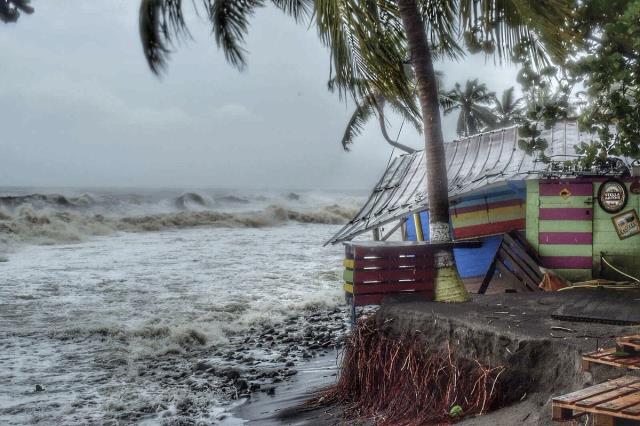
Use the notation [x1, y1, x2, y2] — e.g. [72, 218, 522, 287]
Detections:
[222, 368, 241, 380]
[234, 379, 248, 391]
[302, 351, 311, 359]
[264, 386, 276, 396]
[285, 361, 295, 367]
[194, 361, 212, 372]
[35, 384, 44, 392]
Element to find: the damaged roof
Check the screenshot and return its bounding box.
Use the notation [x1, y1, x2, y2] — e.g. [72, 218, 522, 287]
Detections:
[326, 120, 607, 245]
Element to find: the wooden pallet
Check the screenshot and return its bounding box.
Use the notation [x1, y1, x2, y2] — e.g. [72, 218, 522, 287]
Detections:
[583, 348, 640, 372]
[478, 231, 544, 294]
[617, 335, 640, 354]
[552, 376, 640, 425]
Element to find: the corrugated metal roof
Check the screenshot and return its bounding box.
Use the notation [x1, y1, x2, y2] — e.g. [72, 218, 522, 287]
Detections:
[326, 120, 616, 245]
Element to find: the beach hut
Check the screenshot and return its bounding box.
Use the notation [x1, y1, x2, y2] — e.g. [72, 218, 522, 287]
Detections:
[327, 121, 640, 291]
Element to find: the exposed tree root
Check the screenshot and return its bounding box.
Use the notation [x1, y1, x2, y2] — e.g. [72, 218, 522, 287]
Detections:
[310, 315, 505, 425]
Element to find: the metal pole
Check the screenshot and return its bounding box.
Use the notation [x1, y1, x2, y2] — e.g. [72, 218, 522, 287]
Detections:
[413, 212, 425, 241]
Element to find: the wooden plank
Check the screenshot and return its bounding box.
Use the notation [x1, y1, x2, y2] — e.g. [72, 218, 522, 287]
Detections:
[350, 282, 435, 294]
[539, 208, 592, 221]
[478, 257, 497, 295]
[502, 233, 543, 281]
[576, 387, 638, 408]
[500, 240, 542, 283]
[353, 291, 434, 306]
[539, 256, 593, 269]
[345, 268, 435, 284]
[540, 182, 594, 196]
[584, 348, 617, 359]
[553, 377, 640, 404]
[495, 260, 532, 292]
[350, 258, 433, 270]
[597, 392, 640, 412]
[622, 402, 640, 415]
[539, 232, 593, 245]
[497, 248, 539, 291]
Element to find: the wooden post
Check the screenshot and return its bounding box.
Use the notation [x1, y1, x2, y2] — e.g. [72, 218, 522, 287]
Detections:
[372, 228, 381, 241]
[413, 213, 424, 241]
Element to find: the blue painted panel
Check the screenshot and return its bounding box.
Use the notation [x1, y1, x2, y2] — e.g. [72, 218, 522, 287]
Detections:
[405, 211, 430, 241]
[453, 235, 502, 278]
[406, 212, 502, 278]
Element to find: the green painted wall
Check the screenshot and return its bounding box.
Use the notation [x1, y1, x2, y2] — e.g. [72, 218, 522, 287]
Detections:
[526, 178, 640, 282]
[592, 181, 640, 280]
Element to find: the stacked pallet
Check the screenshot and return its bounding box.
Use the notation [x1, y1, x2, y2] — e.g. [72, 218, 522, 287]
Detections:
[552, 376, 640, 425]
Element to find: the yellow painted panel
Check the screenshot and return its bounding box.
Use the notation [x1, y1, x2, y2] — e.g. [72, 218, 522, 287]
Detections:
[451, 205, 525, 227]
[343, 283, 354, 294]
[343, 259, 354, 269]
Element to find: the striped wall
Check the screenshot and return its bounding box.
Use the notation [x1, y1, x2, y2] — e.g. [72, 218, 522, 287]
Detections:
[449, 183, 526, 239]
[405, 183, 525, 278]
[527, 180, 594, 281]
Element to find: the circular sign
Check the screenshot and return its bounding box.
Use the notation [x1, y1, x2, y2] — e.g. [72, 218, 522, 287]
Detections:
[598, 179, 628, 213]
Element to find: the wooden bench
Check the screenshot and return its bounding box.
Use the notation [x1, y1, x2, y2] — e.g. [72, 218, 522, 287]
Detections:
[552, 376, 640, 425]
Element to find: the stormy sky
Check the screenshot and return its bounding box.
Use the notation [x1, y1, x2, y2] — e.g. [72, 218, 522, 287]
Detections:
[0, 1, 518, 190]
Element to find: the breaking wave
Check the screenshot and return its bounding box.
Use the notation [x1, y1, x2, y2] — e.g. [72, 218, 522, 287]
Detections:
[0, 190, 358, 248]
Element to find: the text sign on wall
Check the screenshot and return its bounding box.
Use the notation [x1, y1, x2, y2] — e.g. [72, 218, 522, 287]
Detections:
[612, 209, 640, 240]
[598, 179, 628, 213]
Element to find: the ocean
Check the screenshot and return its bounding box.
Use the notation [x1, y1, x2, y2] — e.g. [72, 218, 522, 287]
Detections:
[0, 188, 363, 425]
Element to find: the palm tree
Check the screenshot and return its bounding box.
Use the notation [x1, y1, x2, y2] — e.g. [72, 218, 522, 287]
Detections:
[138, 0, 572, 303]
[0, 0, 33, 23]
[492, 87, 524, 128]
[338, 71, 444, 153]
[441, 79, 496, 137]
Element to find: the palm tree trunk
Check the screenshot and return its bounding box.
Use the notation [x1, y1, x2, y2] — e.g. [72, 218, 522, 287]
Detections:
[397, 0, 469, 302]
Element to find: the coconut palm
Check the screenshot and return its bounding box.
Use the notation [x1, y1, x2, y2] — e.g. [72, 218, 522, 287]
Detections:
[0, 0, 33, 23]
[441, 79, 496, 137]
[138, 0, 572, 302]
[492, 87, 525, 128]
[338, 72, 445, 153]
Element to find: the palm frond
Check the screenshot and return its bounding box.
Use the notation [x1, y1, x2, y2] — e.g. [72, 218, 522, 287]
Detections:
[314, 0, 415, 115]
[458, 0, 572, 66]
[341, 95, 376, 150]
[208, 0, 265, 70]
[387, 98, 423, 135]
[139, 0, 190, 75]
[271, 0, 313, 22]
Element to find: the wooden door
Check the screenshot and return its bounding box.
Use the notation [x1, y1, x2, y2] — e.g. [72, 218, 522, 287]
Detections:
[537, 181, 593, 281]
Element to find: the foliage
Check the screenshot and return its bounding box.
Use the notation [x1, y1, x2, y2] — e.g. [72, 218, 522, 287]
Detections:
[573, 0, 640, 161]
[441, 79, 495, 137]
[491, 87, 524, 128]
[515, 0, 640, 167]
[0, 0, 33, 23]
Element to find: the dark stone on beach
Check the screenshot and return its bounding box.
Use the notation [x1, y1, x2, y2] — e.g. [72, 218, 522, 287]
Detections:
[222, 368, 241, 380]
[302, 351, 311, 359]
[194, 361, 212, 372]
[263, 386, 276, 396]
[284, 369, 297, 377]
[285, 361, 295, 367]
[249, 382, 261, 391]
[35, 384, 44, 392]
[276, 356, 286, 362]
[234, 379, 248, 391]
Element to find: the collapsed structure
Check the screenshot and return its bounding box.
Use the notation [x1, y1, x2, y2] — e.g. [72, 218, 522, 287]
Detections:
[328, 121, 640, 291]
